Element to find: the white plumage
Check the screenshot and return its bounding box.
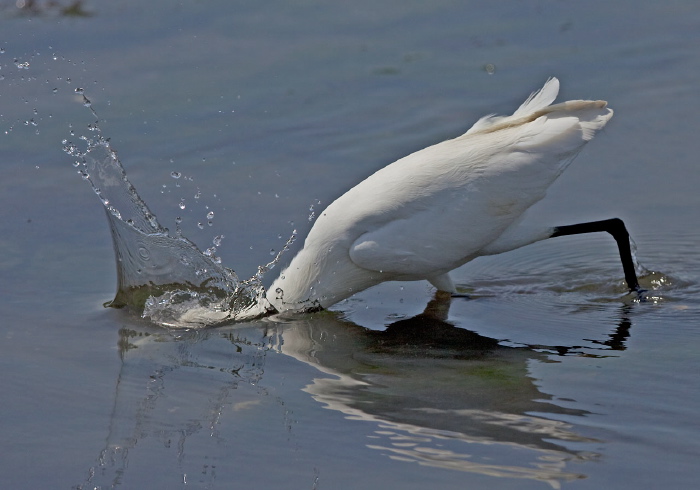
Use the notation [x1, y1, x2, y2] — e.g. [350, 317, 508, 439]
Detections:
[267, 78, 614, 312]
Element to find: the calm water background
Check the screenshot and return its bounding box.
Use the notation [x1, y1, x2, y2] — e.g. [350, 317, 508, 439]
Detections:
[1, 1, 699, 488]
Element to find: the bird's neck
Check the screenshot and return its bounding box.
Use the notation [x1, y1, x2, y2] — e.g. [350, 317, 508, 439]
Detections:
[266, 247, 383, 313]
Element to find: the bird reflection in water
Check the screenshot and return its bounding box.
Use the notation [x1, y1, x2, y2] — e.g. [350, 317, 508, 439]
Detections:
[78, 293, 635, 489]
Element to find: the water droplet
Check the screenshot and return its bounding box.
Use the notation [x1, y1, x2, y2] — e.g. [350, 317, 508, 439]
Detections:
[179, 199, 186, 210]
[74, 87, 84, 95]
[270, 249, 275, 256]
[170, 171, 181, 179]
[138, 246, 150, 260]
[484, 63, 496, 75]
[212, 235, 224, 247]
[197, 222, 204, 230]
[206, 211, 214, 219]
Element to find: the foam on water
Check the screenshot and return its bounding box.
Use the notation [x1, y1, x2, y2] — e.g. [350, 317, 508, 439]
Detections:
[62, 99, 295, 328]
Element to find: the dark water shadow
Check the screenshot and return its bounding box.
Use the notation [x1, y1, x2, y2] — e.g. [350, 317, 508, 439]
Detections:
[76, 293, 636, 488]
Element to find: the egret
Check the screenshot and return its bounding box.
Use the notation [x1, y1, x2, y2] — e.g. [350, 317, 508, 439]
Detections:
[266, 77, 640, 313]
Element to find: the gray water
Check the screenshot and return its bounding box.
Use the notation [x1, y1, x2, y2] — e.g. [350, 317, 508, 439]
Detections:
[2, 1, 700, 489]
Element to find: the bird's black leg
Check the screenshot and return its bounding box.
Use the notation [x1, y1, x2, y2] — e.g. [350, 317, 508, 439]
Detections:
[550, 218, 640, 292]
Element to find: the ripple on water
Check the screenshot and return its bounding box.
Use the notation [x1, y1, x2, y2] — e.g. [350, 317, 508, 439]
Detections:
[450, 232, 699, 347]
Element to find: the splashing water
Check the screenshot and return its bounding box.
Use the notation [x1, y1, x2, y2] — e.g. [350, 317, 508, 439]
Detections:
[63, 98, 295, 328]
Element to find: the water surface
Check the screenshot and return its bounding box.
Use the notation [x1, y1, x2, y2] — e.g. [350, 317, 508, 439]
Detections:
[1, 1, 699, 489]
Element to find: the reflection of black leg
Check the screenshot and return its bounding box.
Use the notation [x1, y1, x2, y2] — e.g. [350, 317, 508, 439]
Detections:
[585, 305, 634, 351]
[550, 218, 640, 291]
[603, 306, 633, 350]
[450, 293, 470, 299]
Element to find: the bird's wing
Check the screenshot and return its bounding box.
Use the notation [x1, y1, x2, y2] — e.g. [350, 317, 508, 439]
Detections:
[349, 218, 464, 279]
[347, 100, 613, 279]
[347, 188, 504, 279]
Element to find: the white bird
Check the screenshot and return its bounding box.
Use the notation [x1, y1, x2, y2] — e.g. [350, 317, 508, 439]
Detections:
[266, 77, 639, 313]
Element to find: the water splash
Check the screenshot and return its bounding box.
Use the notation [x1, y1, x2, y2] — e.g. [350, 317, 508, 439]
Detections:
[63, 97, 295, 328]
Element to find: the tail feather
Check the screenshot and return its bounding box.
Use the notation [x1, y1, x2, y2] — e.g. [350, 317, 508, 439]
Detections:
[466, 77, 561, 135]
[514, 105, 613, 153]
[511, 77, 560, 118]
[466, 78, 612, 141]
